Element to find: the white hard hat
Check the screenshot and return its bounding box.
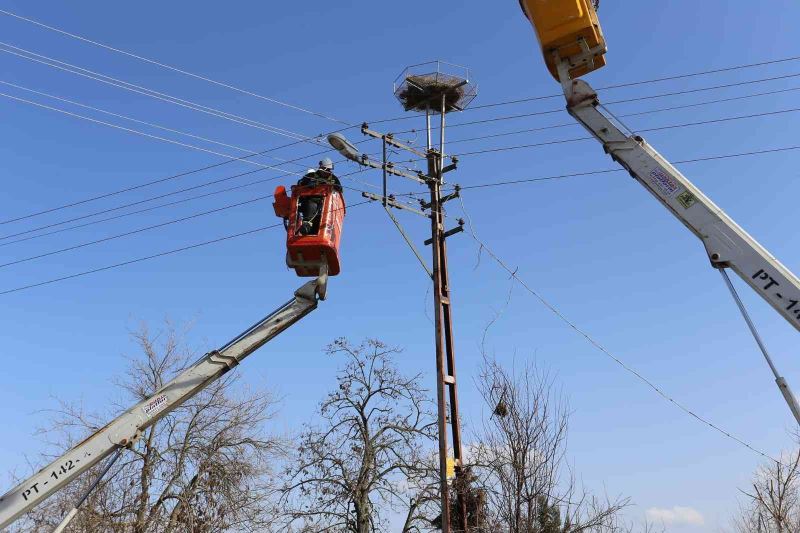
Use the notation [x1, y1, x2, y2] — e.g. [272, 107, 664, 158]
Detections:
[319, 157, 334, 171]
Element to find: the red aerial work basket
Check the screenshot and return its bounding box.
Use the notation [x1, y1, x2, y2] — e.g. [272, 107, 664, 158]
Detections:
[273, 182, 346, 277]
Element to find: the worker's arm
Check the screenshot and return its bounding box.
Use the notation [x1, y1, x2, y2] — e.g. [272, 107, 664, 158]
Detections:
[0, 279, 323, 530]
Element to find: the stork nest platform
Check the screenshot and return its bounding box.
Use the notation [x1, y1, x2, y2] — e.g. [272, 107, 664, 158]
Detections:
[393, 62, 477, 114]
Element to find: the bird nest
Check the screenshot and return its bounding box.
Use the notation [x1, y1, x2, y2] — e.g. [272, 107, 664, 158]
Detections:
[395, 72, 476, 113]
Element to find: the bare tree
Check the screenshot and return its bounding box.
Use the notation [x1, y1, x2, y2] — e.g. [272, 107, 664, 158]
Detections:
[279, 338, 437, 533]
[735, 446, 800, 533]
[470, 357, 629, 533]
[10, 320, 285, 533]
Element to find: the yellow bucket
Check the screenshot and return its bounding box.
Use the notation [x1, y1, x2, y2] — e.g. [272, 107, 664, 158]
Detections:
[520, 0, 607, 80]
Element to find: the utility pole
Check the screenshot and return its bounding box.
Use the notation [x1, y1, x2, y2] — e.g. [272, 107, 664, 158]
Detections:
[329, 61, 477, 532]
[426, 101, 467, 533]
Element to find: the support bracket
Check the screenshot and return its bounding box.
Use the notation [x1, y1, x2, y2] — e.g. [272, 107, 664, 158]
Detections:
[425, 219, 465, 246]
[362, 192, 430, 218]
[421, 185, 460, 210]
[362, 123, 428, 159]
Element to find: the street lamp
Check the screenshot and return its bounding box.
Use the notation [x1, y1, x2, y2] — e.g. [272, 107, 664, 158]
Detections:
[327, 133, 361, 163]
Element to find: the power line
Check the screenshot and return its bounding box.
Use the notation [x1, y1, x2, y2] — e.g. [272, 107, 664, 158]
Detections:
[468, 55, 800, 111]
[0, 136, 316, 225]
[639, 106, 800, 133]
[0, 200, 370, 296]
[6, 54, 799, 239]
[0, 137, 391, 243]
[0, 42, 318, 143]
[456, 195, 781, 464]
[455, 144, 800, 191]
[457, 135, 587, 156]
[459, 168, 624, 190]
[367, 55, 800, 128]
[616, 85, 800, 117]
[448, 85, 800, 145]
[0, 168, 285, 241]
[0, 225, 280, 296]
[394, 71, 800, 136]
[454, 106, 800, 157]
[670, 145, 800, 165]
[0, 195, 271, 269]
[6, 62, 798, 226]
[0, 123, 369, 228]
[0, 167, 386, 245]
[0, 91, 310, 175]
[0, 175, 279, 247]
[28, 124, 779, 251]
[0, 8, 352, 127]
[0, 87, 394, 193]
[0, 176, 394, 267]
[0, 80, 310, 169]
[603, 72, 800, 107]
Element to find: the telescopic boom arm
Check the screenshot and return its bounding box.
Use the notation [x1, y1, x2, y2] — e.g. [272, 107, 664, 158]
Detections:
[551, 56, 800, 424]
[519, 1, 800, 334]
[519, 0, 800, 424]
[0, 279, 324, 530]
[558, 69, 800, 334]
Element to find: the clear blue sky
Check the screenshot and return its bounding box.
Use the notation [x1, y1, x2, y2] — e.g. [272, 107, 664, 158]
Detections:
[2, 1, 800, 530]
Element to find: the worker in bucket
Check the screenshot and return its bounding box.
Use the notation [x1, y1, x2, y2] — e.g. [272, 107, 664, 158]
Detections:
[297, 158, 342, 235]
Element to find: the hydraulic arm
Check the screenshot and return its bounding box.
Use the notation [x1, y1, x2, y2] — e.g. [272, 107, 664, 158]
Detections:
[560, 74, 800, 334]
[0, 279, 323, 530]
[518, 0, 800, 424]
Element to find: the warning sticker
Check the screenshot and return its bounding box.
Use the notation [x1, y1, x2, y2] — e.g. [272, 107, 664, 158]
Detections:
[677, 191, 697, 209]
[142, 394, 169, 418]
[648, 168, 681, 198]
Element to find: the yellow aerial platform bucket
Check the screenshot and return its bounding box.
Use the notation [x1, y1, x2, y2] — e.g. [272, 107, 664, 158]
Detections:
[519, 0, 607, 80]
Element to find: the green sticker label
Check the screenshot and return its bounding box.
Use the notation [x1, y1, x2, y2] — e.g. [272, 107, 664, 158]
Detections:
[677, 191, 697, 209]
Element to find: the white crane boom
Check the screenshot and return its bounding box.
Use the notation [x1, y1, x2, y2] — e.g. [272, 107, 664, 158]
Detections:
[518, 0, 800, 427]
[559, 70, 800, 333]
[0, 279, 322, 530]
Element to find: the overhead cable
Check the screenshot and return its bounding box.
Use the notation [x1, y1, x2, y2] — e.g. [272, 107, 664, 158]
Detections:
[0, 42, 317, 142]
[0, 168, 387, 245]
[0, 175, 281, 247]
[0, 200, 370, 296]
[469, 55, 800, 111]
[6, 66, 798, 225]
[0, 80, 310, 169]
[0, 172, 411, 268]
[453, 144, 800, 192]
[455, 106, 800, 157]
[368, 56, 800, 127]
[0, 136, 317, 225]
[0, 168, 288, 241]
[0, 91, 309, 175]
[0, 225, 282, 296]
[0, 86, 393, 193]
[457, 195, 781, 464]
[396, 72, 800, 136]
[20, 140, 786, 248]
[0, 8, 353, 126]
[0, 195, 272, 269]
[449, 85, 800, 145]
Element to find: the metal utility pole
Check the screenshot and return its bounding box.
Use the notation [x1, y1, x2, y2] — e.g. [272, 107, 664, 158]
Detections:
[331, 61, 477, 532]
[426, 95, 467, 533]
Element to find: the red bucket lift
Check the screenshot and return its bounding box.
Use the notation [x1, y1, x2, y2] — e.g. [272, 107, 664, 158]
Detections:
[273, 182, 346, 279]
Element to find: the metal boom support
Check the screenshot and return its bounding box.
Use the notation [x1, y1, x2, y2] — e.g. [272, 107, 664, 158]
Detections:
[560, 75, 800, 333]
[555, 62, 800, 424]
[0, 279, 323, 530]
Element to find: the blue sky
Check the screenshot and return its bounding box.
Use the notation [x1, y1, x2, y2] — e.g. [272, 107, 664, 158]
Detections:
[2, 1, 800, 530]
